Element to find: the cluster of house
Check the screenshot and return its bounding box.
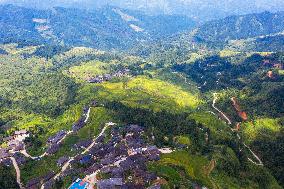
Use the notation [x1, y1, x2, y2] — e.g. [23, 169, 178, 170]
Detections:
[65, 124, 162, 189]
[72, 106, 91, 132]
[1, 102, 165, 188]
[46, 130, 67, 155]
[24, 103, 97, 189]
[87, 69, 130, 83]
[0, 130, 29, 163]
[46, 105, 92, 155]
[26, 171, 56, 189]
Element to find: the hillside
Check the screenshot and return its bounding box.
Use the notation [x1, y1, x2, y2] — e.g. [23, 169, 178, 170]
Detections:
[195, 11, 284, 42]
[226, 34, 284, 52]
[0, 5, 195, 50]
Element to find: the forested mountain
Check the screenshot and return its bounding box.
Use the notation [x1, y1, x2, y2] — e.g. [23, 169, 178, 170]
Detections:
[0, 4, 195, 50]
[195, 11, 284, 42]
[226, 34, 284, 52]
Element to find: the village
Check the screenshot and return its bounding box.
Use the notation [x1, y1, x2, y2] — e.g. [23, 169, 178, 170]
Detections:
[87, 69, 130, 83]
[0, 99, 171, 189]
[63, 124, 166, 189]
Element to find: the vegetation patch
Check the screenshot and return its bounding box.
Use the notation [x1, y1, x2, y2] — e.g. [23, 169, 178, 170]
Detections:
[242, 118, 281, 142]
[96, 76, 201, 113]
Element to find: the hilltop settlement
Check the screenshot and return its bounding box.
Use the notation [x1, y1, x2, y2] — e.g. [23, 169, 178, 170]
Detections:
[0, 100, 174, 189]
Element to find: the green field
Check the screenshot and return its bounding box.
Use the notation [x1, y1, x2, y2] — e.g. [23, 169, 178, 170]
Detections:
[93, 76, 201, 113]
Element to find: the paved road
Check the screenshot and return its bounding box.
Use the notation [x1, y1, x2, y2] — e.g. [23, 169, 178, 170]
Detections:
[212, 93, 263, 166]
[82, 124, 108, 155]
[20, 148, 47, 160]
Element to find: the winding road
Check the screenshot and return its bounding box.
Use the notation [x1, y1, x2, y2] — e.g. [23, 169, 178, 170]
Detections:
[212, 93, 263, 166]
[10, 157, 23, 189]
[212, 93, 232, 125]
[41, 122, 110, 189]
[0, 106, 94, 189]
[20, 107, 92, 161]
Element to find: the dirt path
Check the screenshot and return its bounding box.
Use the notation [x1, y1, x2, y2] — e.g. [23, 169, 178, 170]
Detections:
[159, 148, 174, 154]
[10, 157, 23, 189]
[243, 143, 263, 166]
[212, 93, 263, 166]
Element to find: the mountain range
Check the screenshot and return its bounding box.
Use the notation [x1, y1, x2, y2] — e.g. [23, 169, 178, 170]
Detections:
[0, 4, 195, 50]
[195, 11, 284, 42]
[2, 4, 284, 51]
[2, 0, 284, 21]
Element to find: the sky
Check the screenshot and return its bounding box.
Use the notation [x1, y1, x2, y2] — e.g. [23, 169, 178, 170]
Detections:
[1, 0, 284, 21]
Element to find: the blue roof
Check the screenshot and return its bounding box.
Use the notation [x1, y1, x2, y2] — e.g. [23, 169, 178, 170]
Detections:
[69, 179, 88, 189]
[80, 154, 92, 164]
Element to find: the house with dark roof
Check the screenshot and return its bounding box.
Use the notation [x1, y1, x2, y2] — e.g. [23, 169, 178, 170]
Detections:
[97, 178, 123, 189]
[42, 171, 55, 182]
[47, 143, 60, 154]
[79, 154, 92, 165]
[74, 140, 92, 150]
[148, 184, 161, 189]
[26, 178, 41, 189]
[14, 153, 26, 165]
[57, 156, 69, 167]
[72, 118, 86, 132]
[47, 130, 66, 144]
[8, 140, 24, 151]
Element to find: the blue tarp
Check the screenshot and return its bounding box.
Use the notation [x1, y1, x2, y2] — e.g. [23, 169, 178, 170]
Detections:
[69, 179, 88, 189]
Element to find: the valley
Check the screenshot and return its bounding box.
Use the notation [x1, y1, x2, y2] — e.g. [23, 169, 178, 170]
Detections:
[0, 3, 284, 189]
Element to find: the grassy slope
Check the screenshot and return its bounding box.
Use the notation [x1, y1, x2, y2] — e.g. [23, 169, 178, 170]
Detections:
[94, 76, 201, 113]
[68, 60, 111, 81]
[242, 118, 281, 143]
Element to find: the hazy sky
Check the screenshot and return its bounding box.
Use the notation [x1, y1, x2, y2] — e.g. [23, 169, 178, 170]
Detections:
[1, 0, 284, 20]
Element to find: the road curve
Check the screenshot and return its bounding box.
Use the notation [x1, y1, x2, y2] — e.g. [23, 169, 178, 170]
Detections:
[212, 93, 263, 166]
[212, 93, 232, 125]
